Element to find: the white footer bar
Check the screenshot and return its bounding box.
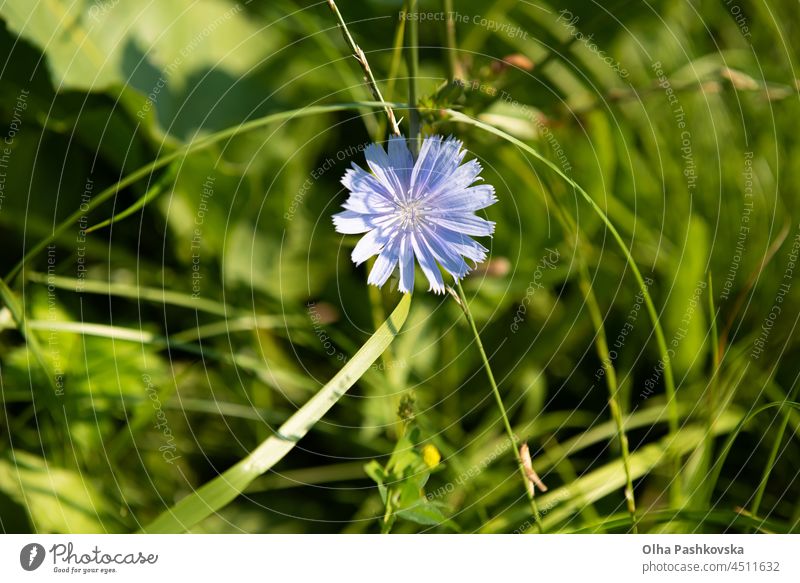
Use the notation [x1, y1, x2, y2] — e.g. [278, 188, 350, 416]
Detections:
[1, 534, 797, 582]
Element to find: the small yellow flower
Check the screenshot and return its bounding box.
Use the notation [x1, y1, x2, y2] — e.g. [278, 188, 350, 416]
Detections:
[422, 444, 441, 468]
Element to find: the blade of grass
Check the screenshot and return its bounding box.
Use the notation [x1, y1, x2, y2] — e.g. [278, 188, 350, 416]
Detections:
[7, 101, 404, 283]
[169, 315, 302, 343]
[85, 162, 177, 233]
[384, 1, 408, 104]
[27, 272, 242, 317]
[719, 219, 790, 354]
[687, 272, 721, 509]
[542, 436, 603, 529]
[12, 319, 316, 393]
[140, 293, 411, 533]
[578, 259, 639, 530]
[442, 0, 461, 80]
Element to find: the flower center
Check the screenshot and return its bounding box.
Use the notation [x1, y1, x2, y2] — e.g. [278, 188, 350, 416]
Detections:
[397, 200, 426, 229]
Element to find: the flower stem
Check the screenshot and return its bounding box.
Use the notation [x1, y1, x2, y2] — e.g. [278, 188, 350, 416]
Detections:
[445, 108, 682, 506]
[384, 1, 408, 103]
[407, 0, 421, 153]
[454, 281, 544, 533]
[442, 0, 460, 80]
[326, 0, 401, 136]
[578, 264, 639, 533]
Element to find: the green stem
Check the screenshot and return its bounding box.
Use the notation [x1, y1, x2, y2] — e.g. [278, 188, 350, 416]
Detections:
[326, 0, 401, 136]
[504, 151, 638, 531]
[455, 281, 544, 532]
[442, 0, 459, 80]
[579, 265, 639, 532]
[384, 0, 408, 104]
[407, 0, 421, 152]
[445, 109, 681, 505]
[382, 500, 395, 534]
[693, 272, 721, 508]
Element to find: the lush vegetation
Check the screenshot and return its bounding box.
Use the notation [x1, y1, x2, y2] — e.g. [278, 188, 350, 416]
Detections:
[0, 0, 798, 534]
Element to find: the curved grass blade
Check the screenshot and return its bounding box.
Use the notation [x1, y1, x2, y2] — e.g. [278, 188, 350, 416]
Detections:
[85, 162, 177, 234]
[140, 293, 411, 533]
[28, 272, 241, 317]
[15, 319, 316, 393]
[169, 315, 299, 343]
[6, 101, 404, 282]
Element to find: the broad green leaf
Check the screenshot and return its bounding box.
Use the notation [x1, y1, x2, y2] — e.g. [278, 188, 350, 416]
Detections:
[1, 0, 274, 92]
[141, 293, 412, 533]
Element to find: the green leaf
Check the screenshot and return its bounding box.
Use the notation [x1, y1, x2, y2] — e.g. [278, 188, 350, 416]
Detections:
[364, 460, 386, 486]
[396, 503, 456, 530]
[141, 293, 412, 533]
[0, 451, 125, 533]
[665, 215, 709, 377]
[397, 472, 428, 509]
[27, 272, 242, 317]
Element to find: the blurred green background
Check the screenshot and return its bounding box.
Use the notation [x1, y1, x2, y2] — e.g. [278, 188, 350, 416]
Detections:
[0, 0, 798, 533]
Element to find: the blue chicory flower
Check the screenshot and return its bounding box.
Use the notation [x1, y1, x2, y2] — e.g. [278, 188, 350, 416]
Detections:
[333, 135, 497, 294]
